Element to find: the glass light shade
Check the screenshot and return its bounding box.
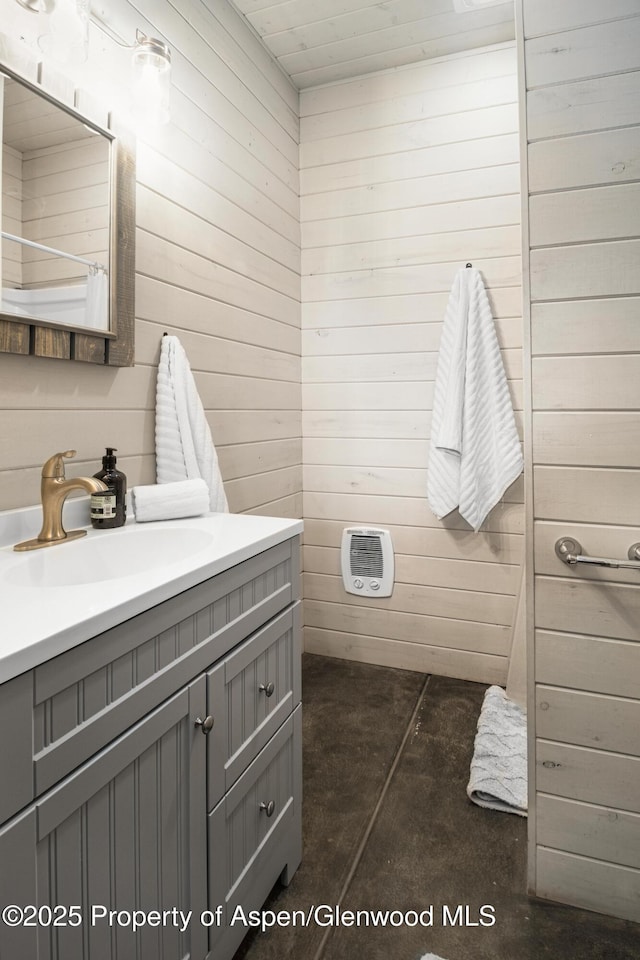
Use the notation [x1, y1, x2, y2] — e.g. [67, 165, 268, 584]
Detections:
[38, 0, 90, 64]
[132, 35, 171, 126]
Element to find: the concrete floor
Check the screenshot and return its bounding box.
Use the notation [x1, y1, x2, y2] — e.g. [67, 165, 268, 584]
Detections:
[235, 655, 639, 960]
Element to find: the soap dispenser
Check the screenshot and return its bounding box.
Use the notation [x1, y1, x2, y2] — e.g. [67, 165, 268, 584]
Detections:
[91, 447, 127, 528]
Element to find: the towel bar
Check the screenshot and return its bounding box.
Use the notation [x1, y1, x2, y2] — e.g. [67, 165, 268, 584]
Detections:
[555, 537, 640, 570]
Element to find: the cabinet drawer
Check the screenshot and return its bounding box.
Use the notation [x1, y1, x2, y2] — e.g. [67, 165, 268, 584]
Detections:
[207, 602, 301, 808]
[0, 537, 300, 825]
[208, 706, 302, 958]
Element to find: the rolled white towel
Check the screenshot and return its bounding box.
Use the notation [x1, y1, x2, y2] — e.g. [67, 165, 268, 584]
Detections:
[132, 478, 210, 523]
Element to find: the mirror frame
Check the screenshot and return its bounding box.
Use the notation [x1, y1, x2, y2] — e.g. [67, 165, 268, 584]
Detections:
[0, 59, 135, 366]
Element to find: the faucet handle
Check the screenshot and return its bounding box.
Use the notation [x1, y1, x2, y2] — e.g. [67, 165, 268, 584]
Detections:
[42, 450, 77, 478]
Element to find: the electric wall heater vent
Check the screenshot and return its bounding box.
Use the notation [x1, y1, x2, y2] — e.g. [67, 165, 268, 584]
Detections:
[340, 527, 394, 598]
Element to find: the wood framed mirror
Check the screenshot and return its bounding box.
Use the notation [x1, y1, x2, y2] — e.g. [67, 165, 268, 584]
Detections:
[0, 62, 135, 366]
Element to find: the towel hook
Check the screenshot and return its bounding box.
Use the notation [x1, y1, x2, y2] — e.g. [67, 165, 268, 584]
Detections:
[465, 262, 473, 268]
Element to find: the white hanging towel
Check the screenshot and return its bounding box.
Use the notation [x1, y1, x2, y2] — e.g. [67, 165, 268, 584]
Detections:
[427, 267, 522, 531]
[155, 335, 229, 513]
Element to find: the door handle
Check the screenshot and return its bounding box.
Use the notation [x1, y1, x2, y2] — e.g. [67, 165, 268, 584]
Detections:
[555, 538, 640, 571]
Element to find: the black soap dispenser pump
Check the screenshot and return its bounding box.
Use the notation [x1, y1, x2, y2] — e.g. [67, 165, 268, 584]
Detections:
[91, 447, 127, 528]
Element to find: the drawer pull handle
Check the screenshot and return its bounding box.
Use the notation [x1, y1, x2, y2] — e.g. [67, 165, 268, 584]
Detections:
[194, 715, 214, 734]
[259, 800, 275, 817]
[259, 681, 275, 698]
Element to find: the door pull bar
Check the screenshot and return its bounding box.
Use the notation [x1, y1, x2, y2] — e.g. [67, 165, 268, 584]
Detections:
[555, 538, 640, 571]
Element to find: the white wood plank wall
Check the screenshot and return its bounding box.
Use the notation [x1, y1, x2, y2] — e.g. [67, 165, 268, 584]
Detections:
[0, 0, 302, 519]
[519, 0, 640, 922]
[300, 44, 523, 682]
[21, 138, 110, 287]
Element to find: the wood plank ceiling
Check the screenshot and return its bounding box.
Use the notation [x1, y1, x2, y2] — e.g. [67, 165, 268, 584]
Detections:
[228, 0, 515, 89]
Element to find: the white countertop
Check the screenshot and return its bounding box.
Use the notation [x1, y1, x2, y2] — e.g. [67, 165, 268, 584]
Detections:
[0, 508, 303, 684]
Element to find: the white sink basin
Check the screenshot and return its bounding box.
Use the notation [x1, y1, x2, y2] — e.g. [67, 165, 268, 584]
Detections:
[5, 526, 215, 588]
[0, 510, 303, 684]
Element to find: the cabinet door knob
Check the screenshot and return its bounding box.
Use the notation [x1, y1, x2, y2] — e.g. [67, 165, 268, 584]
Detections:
[259, 800, 275, 817]
[194, 715, 214, 734]
[259, 681, 275, 697]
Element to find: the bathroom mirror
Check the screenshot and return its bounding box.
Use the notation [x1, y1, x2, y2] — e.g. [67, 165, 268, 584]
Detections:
[0, 66, 135, 365]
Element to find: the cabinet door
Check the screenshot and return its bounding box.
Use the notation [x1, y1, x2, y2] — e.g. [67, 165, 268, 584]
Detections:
[208, 707, 302, 960]
[0, 679, 208, 960]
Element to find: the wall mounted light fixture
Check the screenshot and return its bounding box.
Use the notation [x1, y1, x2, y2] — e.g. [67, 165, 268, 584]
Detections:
[131, 31, 171, 126]
[38, 0, 91, 65]
[12, 0, 172, 123]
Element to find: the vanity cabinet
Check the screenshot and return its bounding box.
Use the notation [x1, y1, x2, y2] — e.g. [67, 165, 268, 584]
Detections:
[0, 536, 302, 960]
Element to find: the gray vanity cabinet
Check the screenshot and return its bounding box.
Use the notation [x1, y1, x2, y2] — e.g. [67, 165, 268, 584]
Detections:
[0, 536, 302, 960]
[0, 678, 208, 960]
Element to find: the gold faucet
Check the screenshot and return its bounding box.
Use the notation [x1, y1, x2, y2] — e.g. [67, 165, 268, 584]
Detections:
[14, 451, 108, 552]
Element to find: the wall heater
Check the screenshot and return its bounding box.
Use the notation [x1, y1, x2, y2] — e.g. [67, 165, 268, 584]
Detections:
[340, 527, 394, 598]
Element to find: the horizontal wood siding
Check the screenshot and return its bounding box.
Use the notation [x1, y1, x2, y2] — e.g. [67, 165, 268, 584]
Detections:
[231, 0, 514, 89]
[520, 0, 640, 921]
[536, 846, 640, 925]
[537, 794, 640, 872]
[300, 44, 522, 681]
[0, 0, 301, 519]
[20, 138, 110, 288]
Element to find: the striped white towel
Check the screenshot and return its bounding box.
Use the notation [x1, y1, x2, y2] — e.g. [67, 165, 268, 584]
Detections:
[155, 335, 228, 513]
[427, 267, 522, 531]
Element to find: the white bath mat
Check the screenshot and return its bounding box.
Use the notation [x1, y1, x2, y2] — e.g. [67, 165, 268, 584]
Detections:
[419, 953, 449, 960]
[467, 685, 527, 817]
